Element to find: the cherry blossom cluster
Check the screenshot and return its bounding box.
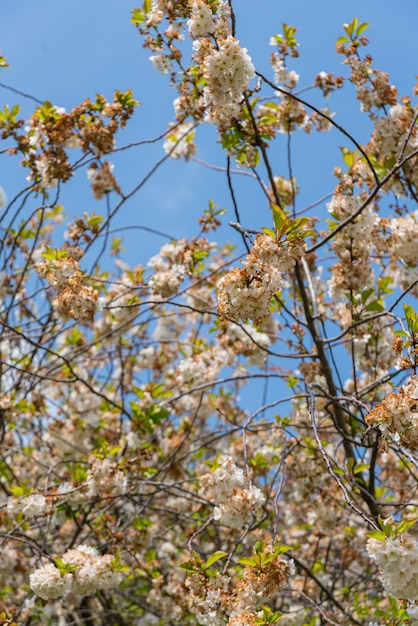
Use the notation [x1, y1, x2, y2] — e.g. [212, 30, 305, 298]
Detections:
[228, 555, 293, 625]
[218, 320, 271, 367]
[35, 254, 98, 322]
[201, 36, 255, 123]
[217, 233, 305, 323]
[199, 455, 265, 528]
[366, 376, 418, 447]
[0, 92, 138, 192]
[185, 549, 292, 626]
[148, 237, 214, 298]
[327, 194, 378, 301]
[163, 122, 197, 159]
[87, 161, 120, 199]
[30, 545, 125, 601]
[367, 533, 418, 607]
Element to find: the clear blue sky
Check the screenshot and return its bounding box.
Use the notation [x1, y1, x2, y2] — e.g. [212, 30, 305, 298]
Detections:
[1, 1, 417, 262]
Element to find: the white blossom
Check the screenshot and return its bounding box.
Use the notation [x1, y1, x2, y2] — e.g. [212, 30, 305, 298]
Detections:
[200, 455, 265, 528]
[0, 186, 7, 209]
[188, 0, 215, 38]
[150, 54, 173, 74]
[367, 533, 418, 602]
[30, 562, 72, 601]
[203, 37, 255, 122]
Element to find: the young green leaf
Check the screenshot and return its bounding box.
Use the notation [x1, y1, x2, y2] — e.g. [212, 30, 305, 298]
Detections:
[204, 551, 228, 569]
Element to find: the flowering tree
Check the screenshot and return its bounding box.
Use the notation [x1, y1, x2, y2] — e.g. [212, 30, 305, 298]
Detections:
[1, 3, 418, 625]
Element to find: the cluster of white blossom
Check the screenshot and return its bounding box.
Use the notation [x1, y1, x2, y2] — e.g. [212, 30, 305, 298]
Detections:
[390, 264, 418, 299]
[351, 321, 395, 377]
[270, 55, 299, 88]
[86, 457, 127, 497]
[229, 555, 293, 625]
[67, 382, 102, 427]
[188, 0, 231, 39]
[170, 345, 229, 389]
[218, 321, 271, 366]
[26, 105, 66, 148]
[367, 533, 418, 603]
[35, 256, 81, 291]
[95, 275, 140, 338]
[35, 255, 98, 322]
[357, 70, 397, 112]
[185, 545, 293, 626]
[199, 455, 265, 528]
[7, 493, 48, 519]
[384, 211, 418, 265]
[373, 105, 413, 157]
[163, 122, 197, 160]
[202, 36, 255, 122]
[257, 97, 308, 134]
[30, 544, 125, 600]
[217, 233, 305, 323]
[23, 105, 81, 188]
[54, 285, 99, 323]
[145, 0, 165, 27]
[86, 161, 117, 199]
[327, 196, 378, 301]
[149, 53, 173, 74]
[185, 572, 230, 626]
[368, 104, 418, 195]
[366, 376, 418, 447]
[166, 342, 229, 417]
[187, 0, 215, 38]
[148, 237, 213, 298]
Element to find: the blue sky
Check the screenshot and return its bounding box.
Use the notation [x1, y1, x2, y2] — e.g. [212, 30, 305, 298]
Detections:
[1, 0, 417, 262]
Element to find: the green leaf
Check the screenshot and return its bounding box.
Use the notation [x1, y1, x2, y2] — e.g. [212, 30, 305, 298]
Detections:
[347, 457, 355, 473]
[378, 276, 393, 294]
[180, 561, 198, 572]
[271, 204, 287, 234]
[343, 17, 358, 38]
[360, 288, 374, 304]
[356, 22, 370, 36]
[145, 548, 156, 563]
[261, 227, 276, 238]
[111, 552, 130, 572]
[286, 216, 310, 233]
[366, 529, 386, 541]
[404, 304, 416, 332]
[395, 517, 418, 535]
[238, 556, 257, 566]
[282, 23, 298, 47]
[131, 8, 145, 23]
[55, 558, 78, 575]
[339, 146, 354, 168]
[41, 246, 68, 261]
[365, 300, 384, 312]
[353, 463, 369, 475]
[204, 551, 228, 568]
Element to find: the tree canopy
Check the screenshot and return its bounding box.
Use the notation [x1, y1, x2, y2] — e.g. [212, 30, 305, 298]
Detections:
[1, 3, 418, 625]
